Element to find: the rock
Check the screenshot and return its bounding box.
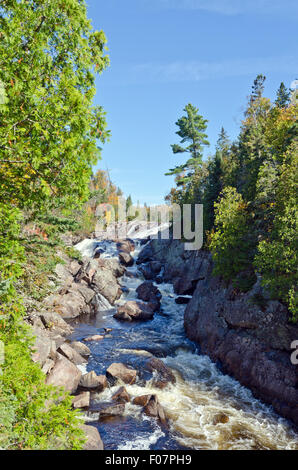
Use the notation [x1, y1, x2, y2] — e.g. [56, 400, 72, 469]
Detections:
[44, 290, 91, 320]
[99, 259, 126, 278]
[96, 402, 126, 418]
[117, 240, 135, 254]
[119, 251, 134, 267]
[42, 358, 55, 375]
[31, 326, 52, 366]
[40, 311, 73, 336]
[112, 386, 130, 403]
[136, 281, 161, 311]
[132, 395, 151, 407]
[46, 354, 82, 394]
[92, 268, 122, 305]
[106, 363, 137, 385]
[71, 341, 91, 359]
[145, 357, 176, 389]
[81, 425, 104, 451]
[80, 371, 108, 391]
[85, 335, 104, 342]
[212, 413, 229, 425]
[114, 301, 154, 322]
[143, 395, 167, 426]
[58, 343, 87, 366]
[72, 392, 90, 409]
[175, 296, 191, 305]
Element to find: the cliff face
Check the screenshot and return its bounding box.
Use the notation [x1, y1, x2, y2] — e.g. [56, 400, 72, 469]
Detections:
[138, 239, 298, 427]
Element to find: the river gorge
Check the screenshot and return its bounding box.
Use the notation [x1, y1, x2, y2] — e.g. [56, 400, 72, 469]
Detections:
[61, 232, 298, 451]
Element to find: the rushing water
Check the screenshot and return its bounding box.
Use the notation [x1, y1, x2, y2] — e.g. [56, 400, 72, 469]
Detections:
[73, 237, 298, 451]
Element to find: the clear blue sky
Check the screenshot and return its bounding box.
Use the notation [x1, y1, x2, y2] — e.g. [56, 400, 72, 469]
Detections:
[87, 0, 298, 205]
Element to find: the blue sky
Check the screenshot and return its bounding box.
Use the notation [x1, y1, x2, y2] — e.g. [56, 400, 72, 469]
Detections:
[87, 0, 298, 205]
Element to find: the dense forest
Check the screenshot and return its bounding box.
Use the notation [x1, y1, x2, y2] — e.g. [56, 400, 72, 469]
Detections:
[0, 0, 297, 452]
[166, 78, 297, 323]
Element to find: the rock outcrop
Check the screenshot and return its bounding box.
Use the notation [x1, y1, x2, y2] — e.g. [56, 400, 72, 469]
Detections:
[114, 301, 155, 322]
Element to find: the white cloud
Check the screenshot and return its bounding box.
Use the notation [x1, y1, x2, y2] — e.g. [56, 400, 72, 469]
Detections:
[131, 56, 297, 83]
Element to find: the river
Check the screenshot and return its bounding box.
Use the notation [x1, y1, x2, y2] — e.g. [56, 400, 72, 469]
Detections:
[72, 237, 298, 451]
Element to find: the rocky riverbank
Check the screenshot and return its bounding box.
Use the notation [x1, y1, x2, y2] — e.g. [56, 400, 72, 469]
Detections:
[25, 235, 170, 450]
[136, 238, 298, 428]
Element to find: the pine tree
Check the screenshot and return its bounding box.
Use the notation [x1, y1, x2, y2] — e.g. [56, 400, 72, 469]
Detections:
[165, 104, 209, 185]
[275, 82, 290, 108]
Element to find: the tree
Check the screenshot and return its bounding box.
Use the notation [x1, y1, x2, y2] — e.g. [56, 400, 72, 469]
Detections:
[275, 82, 290, 108]
[209, 187, 256, 291]
[165, 103, 209, 185]
[203, 129, 230, 232]
[251, 74, 266, 104]
[0, 0, 110, 212]
[254, 142, 298, 322]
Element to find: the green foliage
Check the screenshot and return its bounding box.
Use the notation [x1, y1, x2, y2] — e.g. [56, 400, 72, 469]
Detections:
[0, 0, 110, 211]
[254, 143, 298, 321]
[209, 187, 256, 289]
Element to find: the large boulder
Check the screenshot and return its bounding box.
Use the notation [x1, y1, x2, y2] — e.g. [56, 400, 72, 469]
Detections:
[40, 311, 73, 336]
[117, 239, 135, 254]
[106, 363, 137, 385]
[95, 402, 126, 418]
[31, 326, 53, 366]
[92, 267, 122, 305]
[81, 425, 104, 451]
[46, 354, 82, 394]
[114, 301, 155, 322]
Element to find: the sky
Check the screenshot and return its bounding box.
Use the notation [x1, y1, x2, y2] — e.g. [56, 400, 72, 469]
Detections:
[87, 0, 298, 205]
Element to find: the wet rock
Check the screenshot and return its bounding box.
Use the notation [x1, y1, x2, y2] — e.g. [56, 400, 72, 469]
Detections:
[71, 341, 91, 359]
[81, 424, 104, 451]
[72, 392, 90, 409]
[106, 363, 137, 385]
[143, 395, 167, 426]
[99, 258, 126, 278]
[46, 354, 82, 394]
[118, 251, 134, 267]
[98, 402, 126, 418]
[132, 395, 151, 407]
[112, 386, 130, 403]
[136, 281, 162, 311]
[212, 413, 229, 425]
[114, 301, 155, 322]
[145, 357, 176, 389]
[58, 343, 87, 366]
[85, 335, 105, 342]
[80, 371, 108, 391]
[117, 239, 135, 254]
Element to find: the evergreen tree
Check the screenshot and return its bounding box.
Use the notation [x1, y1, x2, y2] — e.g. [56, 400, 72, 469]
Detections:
[165, 104, 209, 185]
[275, 82, 290, 108]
